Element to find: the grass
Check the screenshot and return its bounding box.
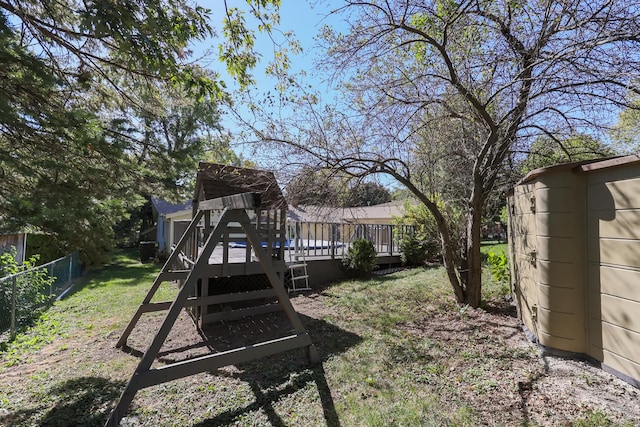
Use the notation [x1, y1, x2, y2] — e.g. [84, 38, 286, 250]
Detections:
[480, 240, 508, 257]
[0, 249, 636, 426]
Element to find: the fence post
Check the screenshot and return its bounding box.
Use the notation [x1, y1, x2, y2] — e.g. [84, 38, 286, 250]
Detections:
[10, 276, 16, 340]
[48, 264, 53, 297]
[68, 253, 72, 287]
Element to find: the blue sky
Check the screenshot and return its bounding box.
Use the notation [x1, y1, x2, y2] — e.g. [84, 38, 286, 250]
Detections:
[189, 1, 348, 162]
[198, 0, 340, 105]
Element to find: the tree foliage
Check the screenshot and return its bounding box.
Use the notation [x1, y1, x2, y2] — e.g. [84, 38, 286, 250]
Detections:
[518, 135, 616, 176]
[253, 0, 640, 307]
[284, 166, 391, 207]
[0, 1, 282, 264]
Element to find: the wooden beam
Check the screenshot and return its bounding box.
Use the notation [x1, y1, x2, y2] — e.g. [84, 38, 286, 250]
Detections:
[137, 289, 278, 315]
[106, 209, 232, 426]
[131, 334, 313, 390]
[115, 211, 204, 349]
[198, 192, 261, 211]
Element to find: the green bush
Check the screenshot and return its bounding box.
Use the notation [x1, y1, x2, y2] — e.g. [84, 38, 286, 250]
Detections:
[0, 248, 54, 333]
[399, 233, 441, 266]
[343, 238, 377, 278]
[393, 198, 464, 263]
[487, 251, 510, 285]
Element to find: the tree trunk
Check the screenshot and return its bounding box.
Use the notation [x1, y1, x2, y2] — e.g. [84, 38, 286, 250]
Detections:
[437, 216, 465, 304]
[464, 192, 484, 308]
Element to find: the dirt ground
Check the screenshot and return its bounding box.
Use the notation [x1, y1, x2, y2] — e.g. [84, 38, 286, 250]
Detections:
[403, 304, 640, 426]
[124, 292, 640, 426]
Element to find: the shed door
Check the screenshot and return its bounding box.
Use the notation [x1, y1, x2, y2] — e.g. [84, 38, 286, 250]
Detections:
[586, 166, 640, 383]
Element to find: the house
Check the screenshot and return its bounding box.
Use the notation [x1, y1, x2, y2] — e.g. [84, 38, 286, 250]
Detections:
[150, 197, 192, 254]
[508, 154, 640, 387]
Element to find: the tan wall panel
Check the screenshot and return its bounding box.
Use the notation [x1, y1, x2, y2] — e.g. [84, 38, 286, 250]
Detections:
[588, 179, 640, 211]
[589, 238, 640, 268]
[510, 214, 536, 237]
[587, 209, 640, 240]
[537, 259, 581, 288]
[536, 236, 580, 263]
[513, 256, 537, 282]
[513, 183, 535, 197]
[511, 193, 536, 216]
[535, 212, 579, 237]
[512, 233, 537, 254]
[601, 350, 640, 384]
[588, 290, 602, 321]
[587, 164, 640, 185]
[538, 330, 583, 353]
[601, 323, 640, 367]
[588, 316, 603, 360]
[534, 187, 579, 213]
[536, 170, 581, 189]
[537, 306, 583, 341]
[517, 292, 537, 334]
[587, 264, 640, 303]
[537, 284, 582, 314]
[600, 294, 640, 332]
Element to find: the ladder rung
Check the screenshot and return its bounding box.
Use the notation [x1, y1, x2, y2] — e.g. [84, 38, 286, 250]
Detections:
[288, 264, 307, 269]
[291, 275, 309, 281]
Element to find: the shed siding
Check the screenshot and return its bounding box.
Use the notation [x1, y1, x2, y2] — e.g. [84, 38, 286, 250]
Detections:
[586, 166, 640, 382]
[534, 172, 586, 353]
[509, 183, 538, 337]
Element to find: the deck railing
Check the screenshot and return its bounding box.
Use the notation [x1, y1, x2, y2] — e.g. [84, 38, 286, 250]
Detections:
[286, 222, 413, 259]
[172, 217, 414, 263]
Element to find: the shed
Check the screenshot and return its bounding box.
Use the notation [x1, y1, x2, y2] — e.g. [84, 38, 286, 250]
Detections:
[0, 231, 28, 264]
[507, 154, 640, 387]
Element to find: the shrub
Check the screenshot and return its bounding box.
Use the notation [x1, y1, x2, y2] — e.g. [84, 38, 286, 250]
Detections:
[400, 234, 427, 266]
[393, 198, 464, 263]
[0, 248, 54, 333]
[487, 251, 510, 286]
[343, 238, 377, 277]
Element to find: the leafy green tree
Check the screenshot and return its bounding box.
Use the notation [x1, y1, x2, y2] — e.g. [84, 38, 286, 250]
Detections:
[284, 167, 349, 206]
[610, 95, 640, 153]
[346, 182, 392, 207]
[0, 1, 283, 264]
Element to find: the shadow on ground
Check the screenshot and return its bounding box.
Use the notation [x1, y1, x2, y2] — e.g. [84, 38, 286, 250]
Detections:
[192, 313, 358, 427]
[1, 376, 124, 427]
[120, 310, 361, 427]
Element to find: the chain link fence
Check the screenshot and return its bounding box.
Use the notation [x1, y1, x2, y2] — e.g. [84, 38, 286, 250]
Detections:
[0, 252, 82, 342]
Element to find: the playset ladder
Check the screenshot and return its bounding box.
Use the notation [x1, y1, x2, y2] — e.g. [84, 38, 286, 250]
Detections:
[287, 222, 311, 291]
[105, 193, 319, 426]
